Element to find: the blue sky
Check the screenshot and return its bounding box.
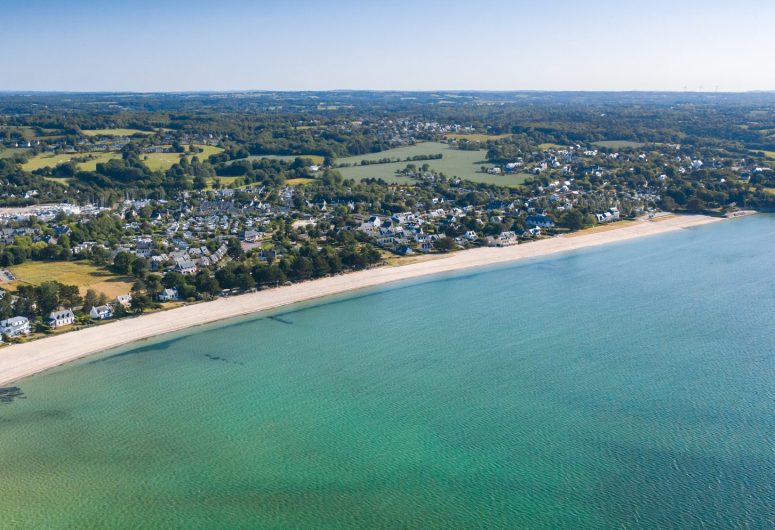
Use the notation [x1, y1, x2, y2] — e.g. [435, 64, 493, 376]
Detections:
[3, 0, 774, 92]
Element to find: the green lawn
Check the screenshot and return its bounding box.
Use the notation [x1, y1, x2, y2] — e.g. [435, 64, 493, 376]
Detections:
[759, 151, 775, 160]
[333, 142, 527, 186]
[81, 128, 153, 137]
[593, 140, 646, 149]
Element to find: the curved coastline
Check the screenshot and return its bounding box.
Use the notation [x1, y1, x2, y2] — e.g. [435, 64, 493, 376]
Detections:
[0, 214, 723, 386]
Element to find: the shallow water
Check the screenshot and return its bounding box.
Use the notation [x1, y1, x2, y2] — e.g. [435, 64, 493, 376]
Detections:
[1, 215, 774, 528]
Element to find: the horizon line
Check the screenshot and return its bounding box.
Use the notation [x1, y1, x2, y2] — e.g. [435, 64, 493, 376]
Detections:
[1, 89, 774, 95]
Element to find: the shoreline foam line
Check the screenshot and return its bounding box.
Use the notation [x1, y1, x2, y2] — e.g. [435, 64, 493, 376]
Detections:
[0, 214, 724, 387]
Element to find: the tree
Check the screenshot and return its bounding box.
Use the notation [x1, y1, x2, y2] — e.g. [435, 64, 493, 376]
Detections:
[82, 289, 99, 312]
[193, 174, 208, 190]
[195, 271, 220, 296]
[145, 274, 164, 298]
[290, 256, 313, 280]
[436, 237, 456, 252]
[33, 283, 58, 315]
[112, 251, 136, 275]
[0, 295, 13, 320]
[226, 237, 244, 260]
[561, 209, 584, 231]
[131, 257, 149, 278]
[130, 294, 153, 313]
[89, 245, 111, 266]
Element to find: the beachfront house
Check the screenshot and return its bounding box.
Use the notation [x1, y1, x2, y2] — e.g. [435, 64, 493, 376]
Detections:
[90, 305, 114, 320]
[116, 294, 132, 308]
[158, 288, 180, 302]
[526, 215, 555, 228]
[488, 231, 519, 247]
[47, 309, 75, 328]
[0, 316, 31, 337]
[594, 207, 621, 223]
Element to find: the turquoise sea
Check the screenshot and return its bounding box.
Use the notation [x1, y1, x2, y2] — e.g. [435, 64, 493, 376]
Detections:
[1, 215, 774, 529]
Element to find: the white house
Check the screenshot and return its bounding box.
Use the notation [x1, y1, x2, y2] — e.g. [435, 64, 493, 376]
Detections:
[0, 316, 31, 337]
[116, 294, 132, 307]
[90, 305, 114, 320]
[488, 231, 518, 247]
[158, 288, 180, 302]
[47, 309, 75, 328]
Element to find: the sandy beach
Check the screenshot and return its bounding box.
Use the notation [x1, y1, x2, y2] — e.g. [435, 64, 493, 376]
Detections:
[0, 214, 723, 387]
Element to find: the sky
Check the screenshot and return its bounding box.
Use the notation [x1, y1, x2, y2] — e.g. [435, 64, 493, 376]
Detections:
[2, 0, 774, 92]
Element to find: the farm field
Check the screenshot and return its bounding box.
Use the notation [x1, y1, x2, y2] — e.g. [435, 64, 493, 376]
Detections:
[6, 261, 134, 298]
[81, 128, 153, 137]
[759, 150, 775, 159]
[334, 142, 527, 187]
[446, 133, 511, 142]
[593, 140, 645, 149]
[142, 145, 225, 171]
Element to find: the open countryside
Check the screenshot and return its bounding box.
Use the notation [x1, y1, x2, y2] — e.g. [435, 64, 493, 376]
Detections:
[142, 145, 224, 171]
[81, 129, 154, 137]
[334, 142, 530, 187]
[21, 146, 223, 173]
[258, 154, 326, 165]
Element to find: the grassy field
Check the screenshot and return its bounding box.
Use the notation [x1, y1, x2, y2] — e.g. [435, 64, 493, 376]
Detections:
[286, 177, 316, 186]
[22, 153, 78, 171]
[142, 152, 187, 171]
[593, 140, 646, 149]
[0, 148, 29, 159]
[539, 143, 566, 150]
[142, 145, 225, 171]
[333, 142, 528, 187]
[211, 177, 242, 186]
[446, 133, 511, 142]
[21, 152, 122, 172]
[5, 261, 134, 298]
[76, 152, 122, 171]
[255, 154, 326, 165]
[81, 128, 153, 137]
[758, 150, 775, 160]
[43, 177, 72, 186]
